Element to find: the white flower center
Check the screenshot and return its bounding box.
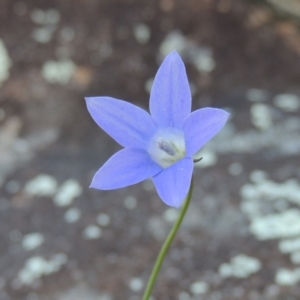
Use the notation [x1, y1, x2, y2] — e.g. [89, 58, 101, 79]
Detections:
[148, 129, 186, 168]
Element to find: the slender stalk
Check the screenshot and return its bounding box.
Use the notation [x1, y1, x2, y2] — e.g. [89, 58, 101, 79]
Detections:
[142, 180, 194, 300]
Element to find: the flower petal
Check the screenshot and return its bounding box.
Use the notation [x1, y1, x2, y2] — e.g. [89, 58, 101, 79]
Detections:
[150, 51, 191, 129]
[91, 148, 162, 190]
[86, 97, 157, 149]
[183, 108, 229, 156]
[152, 157, 193, 208]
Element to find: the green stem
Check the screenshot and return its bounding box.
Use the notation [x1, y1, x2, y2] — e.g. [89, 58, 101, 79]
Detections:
[142, 180, 194, 300]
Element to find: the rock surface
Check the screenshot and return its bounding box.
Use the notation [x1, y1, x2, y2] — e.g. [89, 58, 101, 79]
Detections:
[1, 0, 300, 299]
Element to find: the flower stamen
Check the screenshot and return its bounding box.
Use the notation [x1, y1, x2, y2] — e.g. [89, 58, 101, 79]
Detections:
[148, 129, 186, 168]
[156, 137, 176, 156]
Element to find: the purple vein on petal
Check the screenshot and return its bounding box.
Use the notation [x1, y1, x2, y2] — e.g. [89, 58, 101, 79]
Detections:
[183, 107, 229, 156]
[86, 96, 158, 149]
[91, 148, 163, 190]
[150, 51, 191, 129]
[152, 157, 193, 208]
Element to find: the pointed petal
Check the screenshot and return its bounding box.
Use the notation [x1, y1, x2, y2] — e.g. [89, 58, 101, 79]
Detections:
[153, 158, 193, 208]
[91, 148, 162, 190]
[183, 108, 229, 156]
[86, 97, 157, 149]
[150, 51, 191, 129]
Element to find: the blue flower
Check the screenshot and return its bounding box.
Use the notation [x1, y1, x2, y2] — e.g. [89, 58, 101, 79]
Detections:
[85, 51, 229, 208]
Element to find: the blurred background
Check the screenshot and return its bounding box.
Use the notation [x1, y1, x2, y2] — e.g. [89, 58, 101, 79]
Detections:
[1, 0, 300, 299]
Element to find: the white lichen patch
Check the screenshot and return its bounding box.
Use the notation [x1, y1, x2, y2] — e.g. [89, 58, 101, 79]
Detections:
[291, 252, 300, 264]
[30, 9, 61, 44]
[273, 94, 300, 112]
[24, 174, 57, 197]
[9, 229, 22, 242]
[31, 9, 60, 25]
[64, 207, 81, 223]
[55, 286, 112, 300]
[250, 103, 272, 130]
[42, 59, 76, 84]
[147, 216, 166, 241]
[0, 277, 5, 290]
[0, 107, 5, 121]
[194, 148, 217, 168]
[190, 47, 216, 73]
[142, 178, 154, 191]
[228, 162, 244, 176]
[144, 78, 154, 93]
[18, 254, 67, 285]
[250, 209, 300, 240]
[53, 179, 82, 207]
[241, 177, 300, 214]
[159, 31, 215, 73]
[240, 173, 300, 282]
[31, 26, 56, 44]
[249, 170, 268, 183]
[189, 82, 196, 96]
[60, 27, 75, 42]
[246, 88, 269, 102]
[124, 195, 137, 209]
[97, 213, 110, 227]
[133, 23, 151, 44]
[129, 277, 144, 292]
[178, 292, 190, 300]
[218, 254, 261, 278]
[22, 233, 44, 251]
[163, 208, 179, 222]
[159, 31, 187, 57]
[189, 281, 209, 295]
[209, 117, 300, 157]
[5, 180, 20, 194]
[82, 225, 102, 240]
[275, 268, 300, 285]
[0, 39, 12, 88]
[279, 237, 300, 254]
